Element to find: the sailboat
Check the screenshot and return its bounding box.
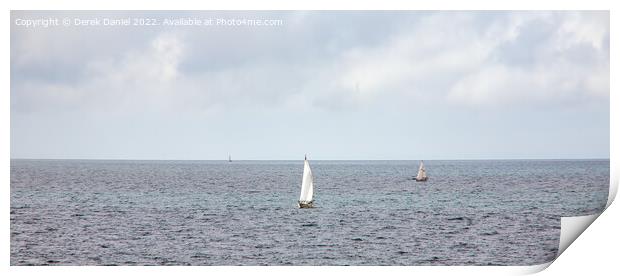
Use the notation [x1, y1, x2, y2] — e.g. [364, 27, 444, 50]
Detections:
[415, 160, 428, 182]
[228, 154, 232, 163]
[298, 154, 314, 208]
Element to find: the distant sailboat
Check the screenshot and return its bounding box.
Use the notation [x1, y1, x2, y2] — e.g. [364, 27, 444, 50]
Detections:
[228, 154, 232, 163]
[415, 160, 428, 182]
[298, 154, 314, 208]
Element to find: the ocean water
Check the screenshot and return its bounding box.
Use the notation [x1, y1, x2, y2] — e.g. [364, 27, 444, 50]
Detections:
[10, 159, 609, 266]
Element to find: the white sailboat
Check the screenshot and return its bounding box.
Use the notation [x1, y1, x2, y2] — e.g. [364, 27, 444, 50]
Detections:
[228, 154, 232, 163]
[298, 154, 314, 208]
[415, 160, 428, 182]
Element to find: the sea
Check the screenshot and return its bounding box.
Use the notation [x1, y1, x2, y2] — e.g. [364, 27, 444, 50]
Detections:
[10, 159, 609, 266]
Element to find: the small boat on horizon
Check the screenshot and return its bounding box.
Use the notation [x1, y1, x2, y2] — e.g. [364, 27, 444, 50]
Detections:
[298, 154, 314, 208]
[228, 154, 232, 163]
[415, 160, 428, 182]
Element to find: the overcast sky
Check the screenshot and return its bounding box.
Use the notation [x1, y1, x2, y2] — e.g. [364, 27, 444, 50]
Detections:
[10, 11, 609, 160]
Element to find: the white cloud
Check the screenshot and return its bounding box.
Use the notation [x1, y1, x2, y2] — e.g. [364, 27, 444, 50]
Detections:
[11, 11, 609, 115]
[334, 12, 607, 109]
[296, 11, 608, 110]
[13, 32, 186, 113]
[556, 11, 609, 51]
[445, 12, 609, 108]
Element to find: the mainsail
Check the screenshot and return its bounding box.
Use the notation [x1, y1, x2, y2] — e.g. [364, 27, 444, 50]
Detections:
[416, 160, 427, 181]
[299, 156, 314, 204]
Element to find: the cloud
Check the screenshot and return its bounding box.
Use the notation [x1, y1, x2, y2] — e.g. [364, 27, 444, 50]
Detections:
[11, 11, 609, 115]
[446, 11, 609, 107]
[12, 32, 186, 113]
[316, 11, 609, 109]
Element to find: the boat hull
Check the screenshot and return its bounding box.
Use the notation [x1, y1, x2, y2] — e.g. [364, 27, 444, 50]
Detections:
[298, 201, 314, 208]
[415, 177, 428, 182]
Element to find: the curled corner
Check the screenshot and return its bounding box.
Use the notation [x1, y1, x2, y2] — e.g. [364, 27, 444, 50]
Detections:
[517, 214, 601, 275]
[533, 163, 616, 272]
[557, 214, 600, 256]
[516, 163, 616, 275]
[556, 161, 617, 256]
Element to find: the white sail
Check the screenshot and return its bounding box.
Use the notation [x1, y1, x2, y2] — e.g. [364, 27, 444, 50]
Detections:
[299, 159, 314, 202]
[416, 161, 426, 179]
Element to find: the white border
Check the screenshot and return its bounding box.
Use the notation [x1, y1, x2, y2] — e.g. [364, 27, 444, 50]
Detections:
[3, 1, 617, 275]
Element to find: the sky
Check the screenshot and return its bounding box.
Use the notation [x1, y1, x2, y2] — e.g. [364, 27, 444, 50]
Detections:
[10, 11, 610, 160]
